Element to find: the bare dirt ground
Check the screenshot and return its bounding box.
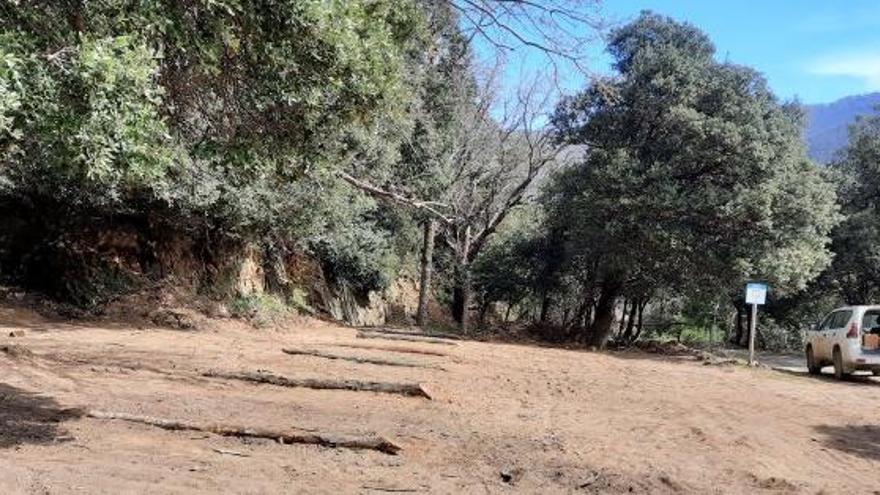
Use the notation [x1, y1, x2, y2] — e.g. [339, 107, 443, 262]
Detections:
[1, 304, 879, 494]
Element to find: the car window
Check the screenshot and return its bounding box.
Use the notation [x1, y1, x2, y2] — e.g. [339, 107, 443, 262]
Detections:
[831, 310, 853, 329]
[862, 310, 880, 331]
[818, 312, 836, 330]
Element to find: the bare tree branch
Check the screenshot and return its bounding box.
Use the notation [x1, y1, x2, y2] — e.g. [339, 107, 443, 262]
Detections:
[451, 0, 605, 76]
[336, 172, 454, 225]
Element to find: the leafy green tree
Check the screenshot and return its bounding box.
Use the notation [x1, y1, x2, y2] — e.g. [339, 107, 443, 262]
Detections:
[826, 113, 880, 304]
[0, 0, 427, 298]
[472, 206, 564, 323]
[546, 12, 839, 348]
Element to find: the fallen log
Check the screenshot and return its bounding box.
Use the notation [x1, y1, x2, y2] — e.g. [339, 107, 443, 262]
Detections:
[330, 343, 449, 357]
[212, 448, 249, 457]
[356, 327, 461, 341]
[282, 348, 444, 371]
[86, 410, 401, 454]
[356, 331, 458, 346]
[202, 370, 433, 399]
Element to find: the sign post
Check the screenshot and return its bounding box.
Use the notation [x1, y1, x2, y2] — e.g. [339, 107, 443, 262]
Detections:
[744, 282, 768, 366]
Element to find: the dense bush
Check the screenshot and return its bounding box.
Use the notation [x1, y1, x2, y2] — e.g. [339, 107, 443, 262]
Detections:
[0, 0, 434, 299]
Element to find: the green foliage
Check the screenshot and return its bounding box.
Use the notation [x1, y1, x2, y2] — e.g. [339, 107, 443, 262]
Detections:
[824, 113, 880, 303]
[548, 11, 839, 301]
[57, 258, 140, 309]
[472, 206, 568, 317]
[0, 0, 431, 294]
[287, 287, 314, 315]
[473, 208, 544, 308]
[1, 32, 172, 203]
[469, 12, 840, 346]
[229, 293, 291, 328]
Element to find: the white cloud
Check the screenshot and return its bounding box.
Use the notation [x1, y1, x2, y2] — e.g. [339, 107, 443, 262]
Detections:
[808, 51, 880, 90]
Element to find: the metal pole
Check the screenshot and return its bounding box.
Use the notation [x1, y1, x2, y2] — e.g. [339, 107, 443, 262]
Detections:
[748, 303, 757, 366]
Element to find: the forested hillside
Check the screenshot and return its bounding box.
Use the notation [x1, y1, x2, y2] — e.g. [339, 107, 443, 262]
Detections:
[805, 92, 880, 163]
[2, 2, 880, 351]
[0, 1, 594, 330]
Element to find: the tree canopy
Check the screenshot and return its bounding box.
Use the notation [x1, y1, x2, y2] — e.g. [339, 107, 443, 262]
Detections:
[517, 12, 839, 347]
[0, 4, 860, 352]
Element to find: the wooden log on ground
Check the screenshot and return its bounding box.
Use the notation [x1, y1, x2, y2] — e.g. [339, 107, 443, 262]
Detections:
[282, 348, 444, 371]
[356, 331, 458, 346]
[202, 370, 433, 399]
[86, 410, 401, 454]
[356, 326, 461, 341]
[329, 343, 450, 357]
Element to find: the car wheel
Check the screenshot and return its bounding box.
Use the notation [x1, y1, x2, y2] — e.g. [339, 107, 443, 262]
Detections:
[832, 346, 848, 380]
[806, 346, 821, 375]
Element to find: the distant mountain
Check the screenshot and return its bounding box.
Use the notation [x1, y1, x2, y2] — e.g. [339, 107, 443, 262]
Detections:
[804, 92, 880, 164]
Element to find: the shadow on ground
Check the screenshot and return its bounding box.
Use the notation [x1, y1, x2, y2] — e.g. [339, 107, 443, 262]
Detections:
[0, 383, 80, 448]
[814, 424, 880, 461]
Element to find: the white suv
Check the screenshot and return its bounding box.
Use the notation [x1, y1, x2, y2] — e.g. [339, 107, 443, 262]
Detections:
[805, 306, 880, 379]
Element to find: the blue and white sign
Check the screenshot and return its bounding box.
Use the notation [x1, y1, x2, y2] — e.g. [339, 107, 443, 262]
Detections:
[745, 282, 768, 305]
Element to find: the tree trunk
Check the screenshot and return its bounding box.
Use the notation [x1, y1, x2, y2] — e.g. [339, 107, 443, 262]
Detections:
[740, 303, 752, 347]
[357, 331, 457, 346]
[203, 370, 433, 399]
[638, 299, 646, 329]
[586, 298, 595, 329]
[733, 304, 752, 347]
[632, 299, 647, 342]
[573, 299, 588, 330]
[86, 410, 401, 455]
[539, 292, 552, 322]
[586, 276, 623, 349]
[617, 298, 628, 337]
[478, 301, 490, 326]
[416, 219, 436, 328]
[453, 226, 472, 334]
[282, 348, 443, 370]
[452, 287, 464, 324]
[574, 291, 595, 341]
[622, 298, 638, 341]
[732, 302, 744, 345]
[460, 264, 472, 333]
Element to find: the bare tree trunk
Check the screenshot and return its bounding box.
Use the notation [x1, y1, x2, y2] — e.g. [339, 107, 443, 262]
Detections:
[740, 303, 752, 347]
[454, 226, 472, 334]
[586, 298, 595, 328]
[416, 219, 436, 328]
[574, 290, 595, 341]
[732, 302, 744, 345]
[618, 298, 629, 336]
[460, 267, 472, 333]
[478, 300, 490, 326]
[452, 287, 464, 324]
[539, 292, 552, 322]
[638, 299, 646, 330]
[621, 298, 638, 341]
[586, 276, 623, 349]
[573, 299, 588, 329]
[632, 300, 647, 342]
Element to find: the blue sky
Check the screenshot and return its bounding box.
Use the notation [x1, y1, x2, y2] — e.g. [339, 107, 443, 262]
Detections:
[604, 0, 880, 104]
[498, 0, 880, 105]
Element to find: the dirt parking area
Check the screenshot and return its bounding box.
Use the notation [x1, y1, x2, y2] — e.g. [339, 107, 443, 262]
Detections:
[1, 305, 879, 494]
